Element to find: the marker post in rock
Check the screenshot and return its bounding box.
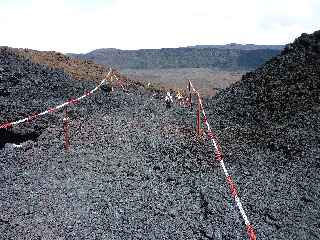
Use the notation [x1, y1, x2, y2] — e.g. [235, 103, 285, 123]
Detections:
[196, 96, 201, 136]
[63, 109, 70, 152]
[188, 80, 192, 110]
[186, 80, 256, 240]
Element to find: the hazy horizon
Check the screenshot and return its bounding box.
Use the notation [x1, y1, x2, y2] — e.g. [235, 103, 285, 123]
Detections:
[0, 0, 319, 54]
[64, 43, 284, 55]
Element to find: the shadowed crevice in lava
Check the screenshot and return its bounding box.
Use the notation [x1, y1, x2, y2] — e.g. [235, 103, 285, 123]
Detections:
[0, 129, 40, 149]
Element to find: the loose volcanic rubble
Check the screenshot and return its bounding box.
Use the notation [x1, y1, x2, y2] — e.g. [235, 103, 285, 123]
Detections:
[1, 30, 320, 240]
[205, 30, 320, 239]
[0, 47, 247, 239]
[14, 48, 112, 83]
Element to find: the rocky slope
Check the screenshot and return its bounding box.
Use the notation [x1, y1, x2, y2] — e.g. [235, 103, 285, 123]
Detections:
[0, 47, 249, 239]
[204, 30, 320, 239]
[14, 48, 112, 83]
[1, 29, 320, 240]
[211, 30, 320, 146]
[69, 47, 280, 71]
[0, 47, 98, 146]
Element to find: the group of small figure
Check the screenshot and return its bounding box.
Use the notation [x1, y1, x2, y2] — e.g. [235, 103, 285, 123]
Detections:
[103, 80, 189, 109]
[164, 91, 190, 109]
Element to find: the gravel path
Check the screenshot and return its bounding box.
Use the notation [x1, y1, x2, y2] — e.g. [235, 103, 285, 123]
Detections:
[2, 85, 319, 239]
[1, 87, 250, 240]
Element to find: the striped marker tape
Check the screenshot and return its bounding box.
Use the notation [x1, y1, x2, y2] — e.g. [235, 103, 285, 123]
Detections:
[0, 69, 112, 129]
[188, 80, 256, 240]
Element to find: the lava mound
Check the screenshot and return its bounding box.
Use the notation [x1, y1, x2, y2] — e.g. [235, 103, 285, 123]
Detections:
[1, 31, 320, 239]
[202, 31, 320, 239]
[0, 47, 97, 147]
[210, 30, 320, 151]
[15, 48, 112, 83]
[215, 30, 320, 126]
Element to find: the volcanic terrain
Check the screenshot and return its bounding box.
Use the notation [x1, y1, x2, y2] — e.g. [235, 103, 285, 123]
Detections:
[1, 30, 320, 239]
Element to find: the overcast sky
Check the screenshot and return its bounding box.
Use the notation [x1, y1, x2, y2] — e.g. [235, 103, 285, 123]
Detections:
[0, 0, 319, 53]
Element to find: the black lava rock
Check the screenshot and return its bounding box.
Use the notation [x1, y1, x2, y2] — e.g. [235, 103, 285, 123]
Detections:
[204, 30, 320, 239]
[1, 28, 320, 240]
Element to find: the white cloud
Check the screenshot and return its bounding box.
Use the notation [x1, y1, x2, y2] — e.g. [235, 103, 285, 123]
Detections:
[0, 0, 319, 53]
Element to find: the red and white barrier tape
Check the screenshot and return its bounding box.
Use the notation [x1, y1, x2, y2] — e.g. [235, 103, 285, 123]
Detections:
[112, 74, 125, 90]
[0, 69, 255, 238]
[188, 80, 256, 240]
[0, 69, 112, 129]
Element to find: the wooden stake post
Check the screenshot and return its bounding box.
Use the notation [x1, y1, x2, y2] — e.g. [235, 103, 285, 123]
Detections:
[188, 80, 192, 110]
[187, 80, 202, 137]
[63, 109, 70, 152]
[196, 96, 202, 137]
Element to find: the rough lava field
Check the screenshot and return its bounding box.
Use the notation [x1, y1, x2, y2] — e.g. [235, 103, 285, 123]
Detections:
[1, 30, 320, 240]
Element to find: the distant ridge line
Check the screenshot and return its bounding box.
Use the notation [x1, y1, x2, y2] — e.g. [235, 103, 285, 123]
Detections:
[188, 43, 284, 50]
[68, 45, 282, 71]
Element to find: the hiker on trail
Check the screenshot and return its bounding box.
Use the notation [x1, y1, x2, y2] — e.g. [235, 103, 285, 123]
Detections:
[101, 80, 113, 92]
[176, 91, 184, 106]
[165, 91, 173, 108]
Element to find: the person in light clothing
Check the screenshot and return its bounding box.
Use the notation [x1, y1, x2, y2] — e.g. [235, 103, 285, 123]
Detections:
[176, 91, 184, 106]
[165, 91, 173, 108]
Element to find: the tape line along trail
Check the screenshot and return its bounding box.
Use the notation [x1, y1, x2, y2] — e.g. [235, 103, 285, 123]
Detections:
[0, 70, 257, 239]
[0, 69, 112, 129]
[188, 80, 256, 240]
